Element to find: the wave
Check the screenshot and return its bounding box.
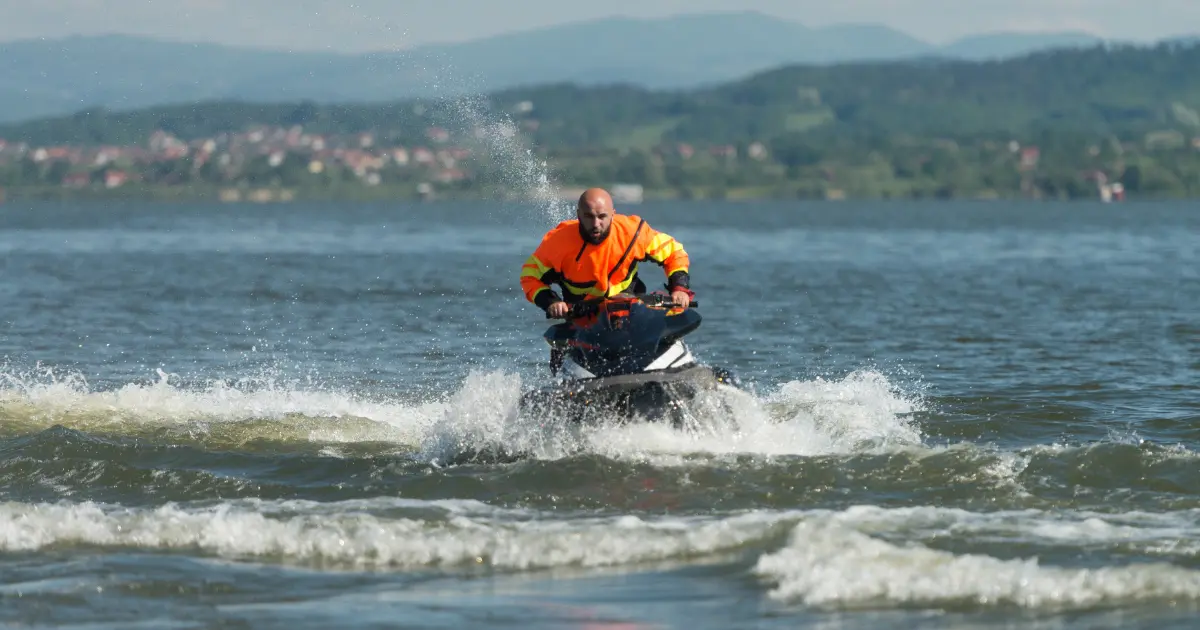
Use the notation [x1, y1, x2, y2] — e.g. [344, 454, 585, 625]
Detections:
[755, 508, 1200, 611]
[4, 498, 1200, 611]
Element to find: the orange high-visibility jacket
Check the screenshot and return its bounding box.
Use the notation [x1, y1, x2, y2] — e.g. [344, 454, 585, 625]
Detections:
[520, 214, 690, 310]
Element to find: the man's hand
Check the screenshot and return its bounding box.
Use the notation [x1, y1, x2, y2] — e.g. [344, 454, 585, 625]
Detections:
[670, 290, 691, 309]
[547, 301, 571, 318]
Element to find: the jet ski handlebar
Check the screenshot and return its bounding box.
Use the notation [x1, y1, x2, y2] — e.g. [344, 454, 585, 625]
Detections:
[546, 293, 698, 319]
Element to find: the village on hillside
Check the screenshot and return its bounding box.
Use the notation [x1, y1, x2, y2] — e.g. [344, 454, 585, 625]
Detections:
[1, 118, 1197, 202]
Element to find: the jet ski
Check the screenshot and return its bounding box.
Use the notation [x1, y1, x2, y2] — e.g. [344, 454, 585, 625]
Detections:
[518, 291, 742, 427]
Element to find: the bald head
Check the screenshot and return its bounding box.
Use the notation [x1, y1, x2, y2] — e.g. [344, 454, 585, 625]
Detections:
[578, 187, 613, 213]
[577, 187, 615, 244]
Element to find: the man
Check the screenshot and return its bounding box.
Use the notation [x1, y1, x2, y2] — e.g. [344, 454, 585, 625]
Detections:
[520, 188, 694, 318]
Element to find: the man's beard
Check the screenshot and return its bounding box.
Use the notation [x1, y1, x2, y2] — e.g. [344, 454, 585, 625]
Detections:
[580, 224, 610, 245]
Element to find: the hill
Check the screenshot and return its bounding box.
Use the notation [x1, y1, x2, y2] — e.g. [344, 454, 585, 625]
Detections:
[4, 41, 1198, 149]
[0, 11, 1145, 124]
[937, 31, 1105, 60]
[3, 42, 1198, 202]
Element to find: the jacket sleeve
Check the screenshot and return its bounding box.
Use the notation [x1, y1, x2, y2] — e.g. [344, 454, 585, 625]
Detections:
[520, 238, 562, 310]
[640, 223, 691, 290]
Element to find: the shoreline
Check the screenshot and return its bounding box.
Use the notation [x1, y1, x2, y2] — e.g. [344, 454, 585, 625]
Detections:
[0, 184, 1171, 204]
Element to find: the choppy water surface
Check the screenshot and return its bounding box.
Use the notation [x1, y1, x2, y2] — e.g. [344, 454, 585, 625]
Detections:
[0, 200, 1197, 629]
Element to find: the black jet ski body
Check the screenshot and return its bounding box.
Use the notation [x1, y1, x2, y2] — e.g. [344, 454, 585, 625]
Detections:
[520, 292, 740, 427]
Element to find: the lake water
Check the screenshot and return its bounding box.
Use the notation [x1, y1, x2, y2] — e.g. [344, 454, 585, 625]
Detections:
[0, 199, 1197, 629]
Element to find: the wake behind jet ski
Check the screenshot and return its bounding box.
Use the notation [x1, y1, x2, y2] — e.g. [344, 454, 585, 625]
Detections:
[519, 291, 741, 428]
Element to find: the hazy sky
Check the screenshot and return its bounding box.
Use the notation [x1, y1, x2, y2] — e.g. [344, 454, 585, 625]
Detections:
[1, 0, 1196, 51]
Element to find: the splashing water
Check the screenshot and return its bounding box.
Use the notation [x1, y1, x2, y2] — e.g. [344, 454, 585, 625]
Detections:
[310, 17, 570, 227]
[441, 93, 570, 224]
[0, 363, 925, 467]
[408, 56, 571, 225]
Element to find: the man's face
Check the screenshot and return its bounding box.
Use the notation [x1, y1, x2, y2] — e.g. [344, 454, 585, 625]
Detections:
[578, 204, 612, 244]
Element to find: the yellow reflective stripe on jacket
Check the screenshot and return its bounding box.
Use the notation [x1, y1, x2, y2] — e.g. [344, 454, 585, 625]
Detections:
[608, 271, 639, 296]
[520, 254, 558, 303]
[562, 281, 607, 298]
[521, 254, 551, 279]
[645, 233, 681, 260]
[644, 233, 688, 277]
[560, 272, 638, 298]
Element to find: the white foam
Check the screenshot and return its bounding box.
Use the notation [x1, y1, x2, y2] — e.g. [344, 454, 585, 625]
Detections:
[0, 366, 441, 444]
[747, 369, 924, 454]
[536, 374, 921, 464]
[755, 506, 1200, 610]
[0, 499, 794, 571]
[812, 504, 1200, 549]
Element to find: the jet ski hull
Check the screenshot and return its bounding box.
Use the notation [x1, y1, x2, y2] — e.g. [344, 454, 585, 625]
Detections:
[520, 363, 740, 427]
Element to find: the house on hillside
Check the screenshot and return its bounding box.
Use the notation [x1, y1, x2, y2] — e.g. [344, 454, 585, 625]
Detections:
[1020, 146, 1040, 170]
[104, 170, 130, 188]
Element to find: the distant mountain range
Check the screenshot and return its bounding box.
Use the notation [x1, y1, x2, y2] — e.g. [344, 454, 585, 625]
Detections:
[0, 10, 1180, 124]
